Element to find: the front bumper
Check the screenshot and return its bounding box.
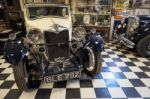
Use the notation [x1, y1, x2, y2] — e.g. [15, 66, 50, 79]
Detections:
[114, 31, 135, 48]
[42, 58, 83, 82]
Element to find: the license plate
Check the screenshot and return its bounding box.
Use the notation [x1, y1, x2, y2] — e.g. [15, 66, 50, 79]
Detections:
[44, 71, 81, 83]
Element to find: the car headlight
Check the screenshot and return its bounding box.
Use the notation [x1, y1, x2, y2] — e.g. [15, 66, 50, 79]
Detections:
[117, 24, 122, 29]
[72, 27, 86, 41]
[27, 28, 42, 44]
[9, 33, 16, 40]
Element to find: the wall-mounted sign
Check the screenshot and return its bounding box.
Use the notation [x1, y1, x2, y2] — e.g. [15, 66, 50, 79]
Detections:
[115, 9, 130, 19]
[114, 0, 129, 9]
[134, 9, 150, 15]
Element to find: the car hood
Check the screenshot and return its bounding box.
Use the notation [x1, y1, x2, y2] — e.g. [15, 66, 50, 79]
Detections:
[26, 17, 71, 32]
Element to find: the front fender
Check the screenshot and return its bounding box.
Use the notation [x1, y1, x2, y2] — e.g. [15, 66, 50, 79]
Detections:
[3, 39, 28, 65]
[86, 32, 104, 52]
[133, 29, 150, 43]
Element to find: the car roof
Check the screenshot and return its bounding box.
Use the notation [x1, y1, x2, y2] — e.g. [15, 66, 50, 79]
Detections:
[125, 16, 150, 21]
[138, 15, 150, 21]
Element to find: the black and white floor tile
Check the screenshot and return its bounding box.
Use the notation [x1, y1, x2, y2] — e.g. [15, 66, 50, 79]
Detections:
[0, 42, 150, 99]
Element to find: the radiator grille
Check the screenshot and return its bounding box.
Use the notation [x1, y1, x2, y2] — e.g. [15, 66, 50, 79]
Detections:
[44, 30, 69, 61]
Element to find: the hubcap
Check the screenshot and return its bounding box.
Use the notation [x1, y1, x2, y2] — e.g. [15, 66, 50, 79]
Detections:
[85, 47, 95, 71]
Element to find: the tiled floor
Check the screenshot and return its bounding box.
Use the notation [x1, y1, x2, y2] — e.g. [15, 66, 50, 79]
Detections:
[0, 42, 150, 99]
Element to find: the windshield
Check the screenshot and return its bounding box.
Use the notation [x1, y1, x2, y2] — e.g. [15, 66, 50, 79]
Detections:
[27, 6, 69, 20]
[127, 17, 139, 33]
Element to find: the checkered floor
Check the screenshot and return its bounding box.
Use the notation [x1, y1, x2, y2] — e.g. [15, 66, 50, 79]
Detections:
[0, 42, 150, 99]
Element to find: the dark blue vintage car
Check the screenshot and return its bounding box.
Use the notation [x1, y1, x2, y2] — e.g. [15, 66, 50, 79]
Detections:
[114, 16, 150, 57]
[3, 3, 104, 91]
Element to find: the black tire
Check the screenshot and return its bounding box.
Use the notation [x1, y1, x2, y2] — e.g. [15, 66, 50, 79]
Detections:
[83, 47, 102, 76]
[136, 35, 150, 57]
[13, 61, 29, 91]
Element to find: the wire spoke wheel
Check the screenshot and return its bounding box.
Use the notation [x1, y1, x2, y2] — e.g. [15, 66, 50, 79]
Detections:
[147, 42, 150, 52]
[13, 60, 29, 91]
[137, 35, 150, 57]
[84, 47, 95, 71]
[83, 47, 102, 76]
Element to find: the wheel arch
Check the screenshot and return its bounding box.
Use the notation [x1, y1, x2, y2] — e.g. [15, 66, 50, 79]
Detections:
[133, 31, 150, 44]
[136, 35, 150, 57]
[4, 39, 28, 65]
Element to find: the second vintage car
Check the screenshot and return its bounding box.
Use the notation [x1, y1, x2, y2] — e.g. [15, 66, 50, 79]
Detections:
[114, 16, 150, 57]
[3, 1, 104, 91]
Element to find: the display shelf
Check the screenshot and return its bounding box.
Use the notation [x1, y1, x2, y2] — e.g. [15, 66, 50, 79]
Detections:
[74, 25, 110, 28]
[74, 12, 111, 16]
[26, 0, 67, 4]
[75, 5, 112, 7]
[71, 0, 113, 41]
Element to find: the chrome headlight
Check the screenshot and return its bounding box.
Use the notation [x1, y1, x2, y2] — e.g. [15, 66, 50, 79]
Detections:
[9, 33, 16, 40]
[72, 27, 86, 41]
[27, 28, 42, 44]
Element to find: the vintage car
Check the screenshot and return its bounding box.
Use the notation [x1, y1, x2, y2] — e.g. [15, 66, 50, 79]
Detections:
[3, 2, 104, 91]
[114, 16, 150, 57]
